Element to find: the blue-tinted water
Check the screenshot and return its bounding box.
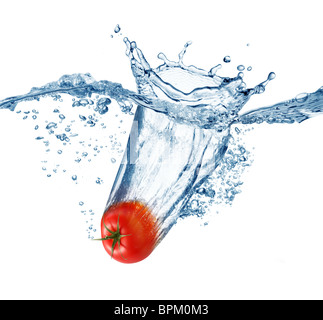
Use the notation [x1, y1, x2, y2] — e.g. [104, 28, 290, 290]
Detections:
[0, 36, 322, 242]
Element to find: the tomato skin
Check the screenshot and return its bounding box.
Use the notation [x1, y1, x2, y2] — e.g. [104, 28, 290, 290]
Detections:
[101, 201, 159, 264]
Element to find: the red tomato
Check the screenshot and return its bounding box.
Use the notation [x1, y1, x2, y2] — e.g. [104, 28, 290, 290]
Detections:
[98, 201, 159, 263]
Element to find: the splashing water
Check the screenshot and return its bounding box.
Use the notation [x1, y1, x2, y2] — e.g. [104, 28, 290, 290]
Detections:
[0, 36, 322, 244]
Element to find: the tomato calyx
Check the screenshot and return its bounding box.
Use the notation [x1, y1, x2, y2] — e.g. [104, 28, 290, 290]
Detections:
[94, 214, 131, 260]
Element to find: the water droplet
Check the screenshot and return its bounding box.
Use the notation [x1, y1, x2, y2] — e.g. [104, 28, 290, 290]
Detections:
[247, 66, 252, 71]
[34, 125, 39, 130]
[79, 99, 89, 106]
[87, 120, 95, 127]
[72, 175, 77, 181]
[46, 122, 57, 130]
[239, 146, 246, 154]
[57, 150, 63, 154]
[79, 201, 84, 206]
[72, 101, 81, 107]
[268, 72, 276, 80]
[79, 115, 86, 121]
[114, 24, 121, 33]
[111, 158, 116, 163]
[59, 114, 66, 120]
[237, 65, 245, 71]
[96, 177, 103, 184]
[223, 56, 231, 63]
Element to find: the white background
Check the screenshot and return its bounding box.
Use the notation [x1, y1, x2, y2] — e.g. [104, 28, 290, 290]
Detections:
[0, 0, 322, 300]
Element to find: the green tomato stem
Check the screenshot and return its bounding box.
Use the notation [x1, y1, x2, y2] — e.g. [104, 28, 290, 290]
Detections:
[93, 214, 131, 260]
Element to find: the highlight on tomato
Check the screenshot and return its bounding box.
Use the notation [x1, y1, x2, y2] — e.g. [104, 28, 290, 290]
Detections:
[95, 201, 160, 263]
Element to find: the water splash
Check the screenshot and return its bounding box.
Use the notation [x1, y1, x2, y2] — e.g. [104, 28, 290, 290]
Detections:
[238, 88, 323, 125]
[0, 36, 322, 243]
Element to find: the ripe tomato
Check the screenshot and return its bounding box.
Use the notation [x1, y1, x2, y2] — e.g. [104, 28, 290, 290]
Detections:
[98, 201, 159, 263]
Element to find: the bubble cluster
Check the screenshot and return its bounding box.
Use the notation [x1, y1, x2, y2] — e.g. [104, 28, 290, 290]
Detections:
[79, 202, 97, 239]
[181, 125, 254, 223]
[12, 90, 132, 238]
